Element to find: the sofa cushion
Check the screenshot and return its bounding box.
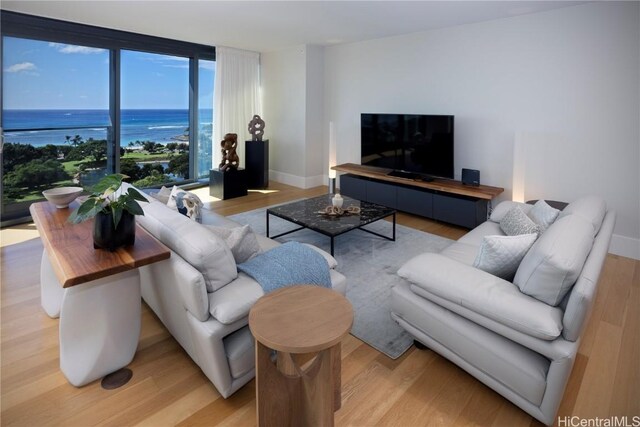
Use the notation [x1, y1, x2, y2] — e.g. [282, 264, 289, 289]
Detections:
[514, 214, 595, 306]
[138, 201, 238, 292]
[440, 242, 478, 266]
[473, 233, 538, 280]
[223, 326, 255, 379]
[392, 282, 550, 406]
[209, 273, 263, 324]
[398, 253, 563, 340]
[206, 224, 261, 263]
[558, 195, 606, 235]
[490, 201, 532, 223]
[500, 207, 540, 236]
[528, 200, 560, 231]
[458, 221, 504, 246]
[562, 211, 615, 341]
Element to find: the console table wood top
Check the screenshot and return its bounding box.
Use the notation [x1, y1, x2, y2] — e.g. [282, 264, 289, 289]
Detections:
[30, 201, 170, 288]
[332, 163, 504, 200]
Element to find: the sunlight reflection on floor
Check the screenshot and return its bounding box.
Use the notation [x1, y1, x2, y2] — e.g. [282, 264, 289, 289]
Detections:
[249, 189, 280, 195]
[0, 222, 40, 247]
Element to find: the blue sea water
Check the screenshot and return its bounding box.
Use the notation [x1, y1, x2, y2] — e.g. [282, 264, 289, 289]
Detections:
[3, 109, 213, 147]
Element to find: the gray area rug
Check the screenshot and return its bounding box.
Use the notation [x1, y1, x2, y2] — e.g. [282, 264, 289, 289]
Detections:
[229, 204, 453, 359]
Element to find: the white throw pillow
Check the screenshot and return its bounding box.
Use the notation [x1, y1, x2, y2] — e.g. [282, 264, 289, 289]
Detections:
[473, 233, 538, 280]
[206, 224, 261, 263]
[528, 200, 560, 232]
[500, 207, 540, 236]
[149, 185, 172, 204]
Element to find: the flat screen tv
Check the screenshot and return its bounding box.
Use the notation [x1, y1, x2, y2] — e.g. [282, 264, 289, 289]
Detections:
[361, 113, 454, 180]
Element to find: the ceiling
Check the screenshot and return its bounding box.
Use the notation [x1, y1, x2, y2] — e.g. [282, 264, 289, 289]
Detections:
[1, 1, 586, 52]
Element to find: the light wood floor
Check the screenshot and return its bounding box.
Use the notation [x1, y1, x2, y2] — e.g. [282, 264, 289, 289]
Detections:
[1, 182, 638, 426]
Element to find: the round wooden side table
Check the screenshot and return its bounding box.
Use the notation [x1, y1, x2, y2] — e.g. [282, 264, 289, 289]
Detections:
[249, 285, 353, 427]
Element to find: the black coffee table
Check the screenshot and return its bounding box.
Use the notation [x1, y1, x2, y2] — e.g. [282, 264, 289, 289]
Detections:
[266, 194, 396, 256]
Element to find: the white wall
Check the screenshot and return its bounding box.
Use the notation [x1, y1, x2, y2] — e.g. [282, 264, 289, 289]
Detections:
[261, 45, 326, 188]
[261, 46, 306, 181]
[305, 45, 326, 181]
[323, 2, 640, 258]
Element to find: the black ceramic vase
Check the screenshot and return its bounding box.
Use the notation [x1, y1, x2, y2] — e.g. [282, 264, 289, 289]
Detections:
[93, 210, 136, 251]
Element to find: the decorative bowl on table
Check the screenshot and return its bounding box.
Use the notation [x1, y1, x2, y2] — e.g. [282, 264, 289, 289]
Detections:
[42, 187, 83, 209]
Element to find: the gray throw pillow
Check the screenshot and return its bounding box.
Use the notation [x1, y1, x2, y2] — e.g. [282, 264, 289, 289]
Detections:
[500, 207, 540, 236]
[206, 224, 261, 264]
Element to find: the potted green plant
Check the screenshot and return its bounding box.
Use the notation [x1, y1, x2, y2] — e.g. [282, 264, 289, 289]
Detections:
[69, 174, 147, 251]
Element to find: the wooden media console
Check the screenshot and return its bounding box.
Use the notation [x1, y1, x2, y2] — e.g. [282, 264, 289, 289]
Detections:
[332, 163, 504, 228]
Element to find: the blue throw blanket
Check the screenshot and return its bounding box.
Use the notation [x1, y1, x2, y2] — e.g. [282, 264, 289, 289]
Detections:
[237, 241, 332, 293]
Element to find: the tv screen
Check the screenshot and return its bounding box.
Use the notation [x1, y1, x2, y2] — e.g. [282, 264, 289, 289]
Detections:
[361, 114, 454, 179]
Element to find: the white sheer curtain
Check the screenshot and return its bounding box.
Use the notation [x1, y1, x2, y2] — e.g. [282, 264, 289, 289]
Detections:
[213, 46, 262, 169]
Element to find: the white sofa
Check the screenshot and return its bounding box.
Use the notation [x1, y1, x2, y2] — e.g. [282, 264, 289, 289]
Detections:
[391, 196, 614, 425]
[133, 187, 347, 398]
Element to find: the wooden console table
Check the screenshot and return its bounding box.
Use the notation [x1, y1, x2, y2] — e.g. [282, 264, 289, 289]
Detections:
[249, 285, 353, 426]
[332, 163, 504, 228]
[30, 201, 170, 387]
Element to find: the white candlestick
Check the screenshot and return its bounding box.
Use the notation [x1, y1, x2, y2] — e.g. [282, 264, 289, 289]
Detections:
[329, 121, 337, 178]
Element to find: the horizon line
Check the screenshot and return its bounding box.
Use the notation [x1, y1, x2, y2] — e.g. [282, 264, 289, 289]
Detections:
[3, 108, 205, 111]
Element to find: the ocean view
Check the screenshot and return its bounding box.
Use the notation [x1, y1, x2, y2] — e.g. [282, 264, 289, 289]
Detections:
[2, 109, 214, 206]
[3, 109, 213, 147]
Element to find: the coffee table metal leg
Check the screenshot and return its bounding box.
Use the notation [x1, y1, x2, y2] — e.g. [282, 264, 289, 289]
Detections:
[330, 237, 334, 256]
[266, 211, 270, 238]
[392, 212, 396, 241]
[356, 212, 397, 242]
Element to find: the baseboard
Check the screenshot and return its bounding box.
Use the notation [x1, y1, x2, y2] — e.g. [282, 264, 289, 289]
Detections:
[268, 170, 327, 190]
[609, 234, 640, 260]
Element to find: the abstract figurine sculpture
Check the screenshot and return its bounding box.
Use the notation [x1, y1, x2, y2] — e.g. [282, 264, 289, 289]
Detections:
[219, 133, 240, 171]
[248, 115, 266, 141]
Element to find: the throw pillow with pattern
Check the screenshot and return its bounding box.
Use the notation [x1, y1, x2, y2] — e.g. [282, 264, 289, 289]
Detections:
[167, 185, 203, 223]
[500, 206, 540, 236]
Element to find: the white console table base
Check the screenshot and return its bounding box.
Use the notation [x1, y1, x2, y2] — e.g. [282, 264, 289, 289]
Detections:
[40, 249, 141, 387]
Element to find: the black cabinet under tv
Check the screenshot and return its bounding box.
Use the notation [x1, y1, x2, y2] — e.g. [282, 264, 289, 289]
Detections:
[335, 164, 504, 229]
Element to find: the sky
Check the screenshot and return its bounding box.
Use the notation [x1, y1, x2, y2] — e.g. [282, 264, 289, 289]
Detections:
[2, 36, 215, 110]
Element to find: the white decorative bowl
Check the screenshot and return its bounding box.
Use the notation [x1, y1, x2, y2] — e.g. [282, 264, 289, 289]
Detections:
[42, 187, 83, 209]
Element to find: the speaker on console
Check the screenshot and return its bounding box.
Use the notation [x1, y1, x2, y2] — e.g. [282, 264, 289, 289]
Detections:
[462, 168, 480, 186]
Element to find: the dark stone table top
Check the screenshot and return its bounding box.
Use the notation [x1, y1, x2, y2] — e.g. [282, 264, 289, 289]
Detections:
[267, 194, 395, 237]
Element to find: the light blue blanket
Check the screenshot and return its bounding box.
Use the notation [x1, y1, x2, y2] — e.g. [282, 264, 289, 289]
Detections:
[237, 241, 332, 293]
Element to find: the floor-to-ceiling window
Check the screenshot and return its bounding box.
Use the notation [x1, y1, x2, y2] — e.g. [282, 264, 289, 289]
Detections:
[197, 60, 215, 179]
[0, 11, 215, 223]
[2, 37, 112, 220]
[120, 51, 190, 188]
